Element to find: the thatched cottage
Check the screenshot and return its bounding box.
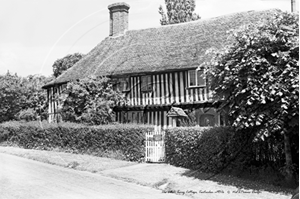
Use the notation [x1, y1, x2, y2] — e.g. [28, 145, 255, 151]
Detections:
[43, 2, 276, 129]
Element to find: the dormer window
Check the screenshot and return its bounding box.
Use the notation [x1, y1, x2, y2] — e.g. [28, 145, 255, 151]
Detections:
[188, 70, 206, 87]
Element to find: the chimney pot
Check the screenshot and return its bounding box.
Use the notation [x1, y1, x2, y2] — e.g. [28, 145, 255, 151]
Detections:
[108, 2, 130, 36]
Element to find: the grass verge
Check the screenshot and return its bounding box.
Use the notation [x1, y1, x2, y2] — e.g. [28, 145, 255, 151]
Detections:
[0, 146, 137, 172]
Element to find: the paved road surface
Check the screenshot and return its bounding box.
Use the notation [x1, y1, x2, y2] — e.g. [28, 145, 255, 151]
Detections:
[0, 153, 189, 199]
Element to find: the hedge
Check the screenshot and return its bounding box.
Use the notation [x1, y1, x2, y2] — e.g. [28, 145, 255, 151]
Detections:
[0, 121, 154, 162]
[165, 126, 265, 174]
[164, 126, 297, 184]
[1, 121, 295, 181]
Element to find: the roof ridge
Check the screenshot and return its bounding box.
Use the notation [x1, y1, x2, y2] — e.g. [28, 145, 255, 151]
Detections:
[126, 9, 264, 33]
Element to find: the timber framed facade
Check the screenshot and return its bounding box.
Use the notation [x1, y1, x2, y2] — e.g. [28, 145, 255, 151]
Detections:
[43, 2, 278, 128]
[113, 70, 220, 129]
[47, 84, 64, 123]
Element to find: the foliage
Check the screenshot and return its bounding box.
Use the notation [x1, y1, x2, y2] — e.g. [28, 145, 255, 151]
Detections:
[57, 76, 127, 125]
[204, 12, 299, 133]
[0, 72, 52, 123]
[158, 0, 200, 25]
[22, 75, 53, 121]
[165, 126, 236, 171]
[17, 108, 37, 121]
[0, 72, 26, 122]
[0, 121, 154, 162]
[52, 53, 84, 78]
[203, 11, 299, 185]
[165, 126, 294, 185]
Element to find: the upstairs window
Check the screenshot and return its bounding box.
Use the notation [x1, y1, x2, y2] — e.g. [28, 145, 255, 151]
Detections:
[141, 75, 152, 92]
[188, 70, 206, 87]
[117, 77, 129, 92]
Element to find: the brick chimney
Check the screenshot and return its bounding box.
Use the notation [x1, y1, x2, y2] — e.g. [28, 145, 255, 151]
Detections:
[291, 0, 299, 13]
[108, 2, 130, 36]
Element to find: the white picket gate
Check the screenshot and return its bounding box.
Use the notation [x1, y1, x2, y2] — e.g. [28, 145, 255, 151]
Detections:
[145, 130, 165, 162]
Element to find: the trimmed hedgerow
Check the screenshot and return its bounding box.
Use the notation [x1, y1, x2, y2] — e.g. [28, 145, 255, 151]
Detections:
[165, 126, 242, 172]
[165, 126, 294, 185]
[0, 121, 153, 162]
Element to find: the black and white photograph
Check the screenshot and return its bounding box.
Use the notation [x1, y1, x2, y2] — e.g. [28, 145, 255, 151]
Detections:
[0, 0, 299, 198]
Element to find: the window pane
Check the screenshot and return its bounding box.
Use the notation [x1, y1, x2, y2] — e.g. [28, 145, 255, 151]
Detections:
[147, 75, 152, 90]
[197, 70, 206, 86]
[141, 76, 147, 91]
[118, 77, 128, 91]
[123, 77, 129, 91]
[189, 70, 196, 86]
[199, 114, 215, 126]
[141, 75, 152, 91]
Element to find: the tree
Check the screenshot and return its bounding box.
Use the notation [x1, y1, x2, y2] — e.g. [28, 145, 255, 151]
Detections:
[0, 73, 52, 123]
[204, 12, 299, 186]
[57, 76, 126, 125]
[158, 0, 200, 25]
[20, 75, 53, 121]
[52, 53, 84, 78]
[0, 72, 26, 122]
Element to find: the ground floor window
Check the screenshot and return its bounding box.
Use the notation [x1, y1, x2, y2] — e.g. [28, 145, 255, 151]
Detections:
[167, 107, 218, 127]
[179, 108, 219, 127]
[195, 108, 218, 127]
[119, 111, 144, 124]
[199, 114, 215, 126]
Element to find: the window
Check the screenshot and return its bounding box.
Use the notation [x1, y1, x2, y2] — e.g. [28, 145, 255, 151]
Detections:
[188, 70, 206, 87]
[141, 75, 152, 92]
[199, 114, 215, 127]
[125, 111, 144, 124]
[189, 70, 196, 86]
[117, 77, 129, 92]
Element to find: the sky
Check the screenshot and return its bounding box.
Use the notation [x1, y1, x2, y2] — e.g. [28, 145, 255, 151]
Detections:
[0, 0, 293, 77]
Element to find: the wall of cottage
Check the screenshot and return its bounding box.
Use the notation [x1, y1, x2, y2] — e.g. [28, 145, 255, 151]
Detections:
[47, 70, 219, 127]
[123, 70, 212, 107]
[115, 108, 220, 129]
[115, 70, 220, 128]
[47, 85, 64, 123]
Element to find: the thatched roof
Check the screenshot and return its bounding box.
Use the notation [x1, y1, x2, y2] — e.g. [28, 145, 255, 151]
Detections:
[43, 9, 280, 88]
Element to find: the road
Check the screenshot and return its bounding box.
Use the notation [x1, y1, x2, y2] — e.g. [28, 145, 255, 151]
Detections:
[0, 153, 189, 199]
